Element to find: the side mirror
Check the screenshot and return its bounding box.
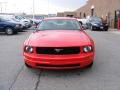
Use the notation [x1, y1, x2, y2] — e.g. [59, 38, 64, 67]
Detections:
[81, 25, 86, 30]
[79, 21, 83, 26]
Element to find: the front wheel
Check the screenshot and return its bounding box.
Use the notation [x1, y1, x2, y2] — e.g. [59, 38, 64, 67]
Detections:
[25, 62, 32, 68]
[87, 62, 93, 68]
[104, 28, 108, 31]
[5, 27, 14, 35]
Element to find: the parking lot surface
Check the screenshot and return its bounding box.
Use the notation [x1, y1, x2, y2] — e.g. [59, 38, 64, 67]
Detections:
[0, 30, 120, 90]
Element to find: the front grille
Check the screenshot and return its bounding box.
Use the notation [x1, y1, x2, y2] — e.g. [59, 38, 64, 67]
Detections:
[36, 47, 80, 55]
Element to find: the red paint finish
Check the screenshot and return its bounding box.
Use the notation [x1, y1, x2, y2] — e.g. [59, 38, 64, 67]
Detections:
[24, 53, 94, 70]
[27, 30, 91, 47]
[23, 17, 95, 70]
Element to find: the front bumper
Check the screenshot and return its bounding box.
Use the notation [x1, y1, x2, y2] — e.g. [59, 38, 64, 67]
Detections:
[92, 25, 108, 30]
[25, 23, 32, 28]
[24, 53, 94, 70]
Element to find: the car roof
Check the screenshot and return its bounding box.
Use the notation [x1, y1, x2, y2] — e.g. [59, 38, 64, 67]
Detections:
[90, 16, 101, 19]
[45, 17, 77, 20]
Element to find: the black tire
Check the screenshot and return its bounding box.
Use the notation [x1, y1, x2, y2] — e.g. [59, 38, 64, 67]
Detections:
[5, 27, 14, 35]
[87, 62, 93, 68]
[104, 28, 108, 31]
[18, 29, 23, 32]
[25, 62, 32, 68]
[14, 31, 18, 34]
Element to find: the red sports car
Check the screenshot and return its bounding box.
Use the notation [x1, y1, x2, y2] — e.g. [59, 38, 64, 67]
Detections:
[23, 17, 95, 70]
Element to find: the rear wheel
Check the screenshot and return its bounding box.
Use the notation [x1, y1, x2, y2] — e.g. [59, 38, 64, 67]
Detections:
[5, 27, 14, 35]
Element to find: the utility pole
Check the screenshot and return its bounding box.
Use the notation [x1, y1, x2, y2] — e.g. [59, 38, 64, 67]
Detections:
[48, 0, 50, 17]
[0, 2, 7, 13]
[32, 0, 35, 23]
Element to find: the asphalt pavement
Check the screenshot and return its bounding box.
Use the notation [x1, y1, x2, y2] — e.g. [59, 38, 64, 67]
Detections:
[0, 30, 120, 90]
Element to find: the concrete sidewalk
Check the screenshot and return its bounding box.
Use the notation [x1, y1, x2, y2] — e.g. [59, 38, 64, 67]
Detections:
[109, 28, 119, 31]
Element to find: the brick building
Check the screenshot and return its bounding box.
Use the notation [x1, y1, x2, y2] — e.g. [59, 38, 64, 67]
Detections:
[76, 0, 120, 28]
[76, 0, 120, 18]
[57, 0, 120, 28]
[57, 12, 77, 17]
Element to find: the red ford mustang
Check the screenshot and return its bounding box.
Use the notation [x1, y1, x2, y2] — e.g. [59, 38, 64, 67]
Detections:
[23, 17, 95, 70]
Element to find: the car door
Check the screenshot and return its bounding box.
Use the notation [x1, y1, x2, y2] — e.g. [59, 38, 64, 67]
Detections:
[0, 18, 6, 32]
[0, 18, 4, 31]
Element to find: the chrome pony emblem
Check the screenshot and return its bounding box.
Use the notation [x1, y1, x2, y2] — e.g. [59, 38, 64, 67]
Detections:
[54, 49, 63, 52]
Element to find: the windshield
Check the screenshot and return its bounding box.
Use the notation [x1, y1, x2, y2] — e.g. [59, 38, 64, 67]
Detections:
[37, 19, 81, 30]
[91, 17, 102, 22]
[12, 18, 19, 22]
[15, 16, 23, 20]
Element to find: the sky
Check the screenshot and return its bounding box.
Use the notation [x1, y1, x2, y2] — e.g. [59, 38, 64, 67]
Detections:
[0, 0, 87, 14]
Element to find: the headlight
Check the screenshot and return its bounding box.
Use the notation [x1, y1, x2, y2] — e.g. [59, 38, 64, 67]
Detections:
[83, 46, 93, 53]
[24, 46, 34, 53]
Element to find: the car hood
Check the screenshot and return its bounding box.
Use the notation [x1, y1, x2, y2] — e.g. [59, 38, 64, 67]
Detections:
[21, 19, 30, 23]
[91, 21, 102, 25]
[7, 20, 20, 24]
[27, 30, 92, 47]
